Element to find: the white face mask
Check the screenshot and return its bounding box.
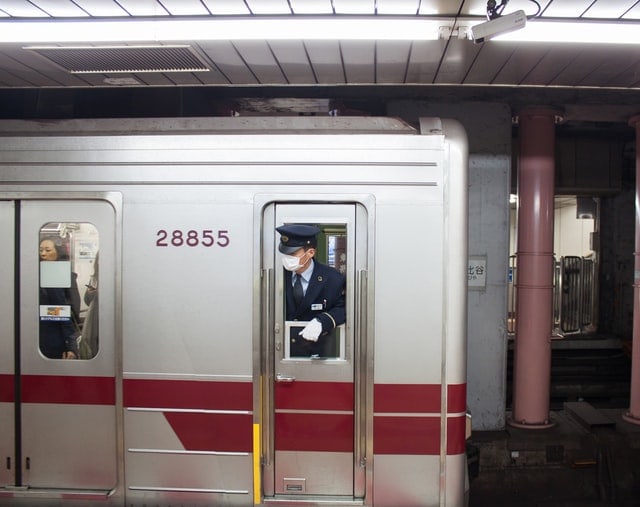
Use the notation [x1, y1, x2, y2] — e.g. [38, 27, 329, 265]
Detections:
[281, 253, 302, 272]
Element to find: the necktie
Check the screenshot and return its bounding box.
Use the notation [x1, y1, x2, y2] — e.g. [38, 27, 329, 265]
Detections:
[293, 274, 304, 306]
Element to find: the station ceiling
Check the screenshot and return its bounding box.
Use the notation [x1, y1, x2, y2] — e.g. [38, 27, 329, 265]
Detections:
[0, 0, 638, 124]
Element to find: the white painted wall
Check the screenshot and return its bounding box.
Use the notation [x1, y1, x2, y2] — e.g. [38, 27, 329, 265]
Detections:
[554, 202, 595, 258]
[510, 198, 595, 258]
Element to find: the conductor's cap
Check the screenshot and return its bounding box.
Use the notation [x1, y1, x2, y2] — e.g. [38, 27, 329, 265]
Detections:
[276, 224, 320, 254]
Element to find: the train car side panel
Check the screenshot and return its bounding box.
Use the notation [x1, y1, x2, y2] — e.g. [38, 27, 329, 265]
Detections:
[121, 189, 256, 505]
[372, 182, 445, 507]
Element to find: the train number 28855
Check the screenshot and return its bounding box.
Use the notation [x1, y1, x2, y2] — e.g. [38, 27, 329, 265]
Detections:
[156, 229, 230, 247]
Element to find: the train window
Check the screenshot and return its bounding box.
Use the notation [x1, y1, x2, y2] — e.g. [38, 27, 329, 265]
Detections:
[325, 229, 347, 275]
[284, 224, 347, 360]
[39, 222, 99, 360]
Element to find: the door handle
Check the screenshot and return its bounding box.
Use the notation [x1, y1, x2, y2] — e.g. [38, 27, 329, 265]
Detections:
[276, 373, 296, 383]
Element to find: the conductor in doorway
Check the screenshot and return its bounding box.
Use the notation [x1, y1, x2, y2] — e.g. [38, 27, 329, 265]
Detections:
[277, 224, 346, 357]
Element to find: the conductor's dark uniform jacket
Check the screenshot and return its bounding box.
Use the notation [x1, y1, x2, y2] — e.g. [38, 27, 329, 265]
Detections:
[285, 261, 345, 356]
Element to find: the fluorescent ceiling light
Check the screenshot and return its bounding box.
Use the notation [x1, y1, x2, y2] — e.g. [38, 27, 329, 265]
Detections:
[480, 19, 640, 44]
[0, 16, 450, 43]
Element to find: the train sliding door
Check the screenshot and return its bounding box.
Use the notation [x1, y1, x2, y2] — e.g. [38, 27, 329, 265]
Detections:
[0, 201, 16, 489]
[261, 202, 369, 503]
[0, 199, 117, 498]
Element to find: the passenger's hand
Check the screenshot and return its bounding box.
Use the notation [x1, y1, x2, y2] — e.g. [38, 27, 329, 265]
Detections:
[299, 319, 322, 342]
[63, 351, 77, 360]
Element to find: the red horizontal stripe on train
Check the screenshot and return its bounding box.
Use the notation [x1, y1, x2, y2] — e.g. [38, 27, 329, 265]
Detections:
[21, 375, 115, 405]
[275, 412, 353, 452]
[0, 374, 14, 403]
[448, 384, 467, 413]
[275, 381, 353, 411]
[374, 384, 441, 413]
[447, 415, 466, 455]
[374, 384, 467, 414]
[164, 412, 253, 453]
[374, 416, 440, 455]
[124, 379, 252, 411]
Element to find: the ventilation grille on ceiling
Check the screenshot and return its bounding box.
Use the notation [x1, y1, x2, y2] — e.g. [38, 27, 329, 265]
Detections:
[25, 45, 211, 73]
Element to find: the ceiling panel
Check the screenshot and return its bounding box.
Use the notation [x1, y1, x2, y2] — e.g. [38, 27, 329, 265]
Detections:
[332, 0, 375, 14]
[518, 46, 582, 86]
[135, 72, 176, 85]
[541, 0, 596, 17]
[623, 4, 640, 17]
[341, 41, 375, 83]
[201, 0, 251, 15]
[198, 41, 256, 84]
[27, 0, 90, 17]
[492, 45, 550, 85]
[158, 0, 211, 16]
[161, 72, 207, 85]
[245, 0, 292, 14]
[576, 46, 640, 87]
[376, 0, 421, 15]
[452, 0, 488, 17]
[289, 0, 334, 14]
[376, 41, 412, 83]
[304, 41, 346, 84]
[3, 46, 93, 86]
[405, 40, 449, 84]
[73, 0, 130, 16]
[99, 72, 140, 86]
[232, 41, 288, 84]
[434, 39, 480, 84]
[584, 0, 639, 17]
[0, 0, 49, 17]
[190, 67, 230, 85]
[548, 48, 622, 86]
[115, 0, 170, 16]
[0, 50, 62, 86]
[0, 68, 32, 86]
[604, 63, 640, 88]
[78, 73, 115, 86]
[268, 41, 317, 84]
[462, 44, 517, 84]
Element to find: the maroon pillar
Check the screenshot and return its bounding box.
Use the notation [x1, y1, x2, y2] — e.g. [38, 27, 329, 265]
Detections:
[509, 107, 561, 429]
[624, 114, 640, 426]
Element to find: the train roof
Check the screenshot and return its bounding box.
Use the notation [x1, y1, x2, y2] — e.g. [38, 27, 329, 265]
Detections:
[0, 116, 419, 137]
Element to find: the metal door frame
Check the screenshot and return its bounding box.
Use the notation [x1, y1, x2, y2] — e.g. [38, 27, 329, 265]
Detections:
[254, 194, 375, 505]
[0, 200, 16, 489]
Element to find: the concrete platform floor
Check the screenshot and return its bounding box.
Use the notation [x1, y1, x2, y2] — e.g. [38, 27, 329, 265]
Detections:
[468, 407, 640, 507]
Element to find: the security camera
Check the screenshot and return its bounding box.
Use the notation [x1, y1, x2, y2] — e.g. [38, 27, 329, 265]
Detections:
[470, 10, 526, 43]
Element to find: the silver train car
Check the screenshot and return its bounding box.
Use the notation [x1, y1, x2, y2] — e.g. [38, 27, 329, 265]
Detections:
[0, 116, 468, 507]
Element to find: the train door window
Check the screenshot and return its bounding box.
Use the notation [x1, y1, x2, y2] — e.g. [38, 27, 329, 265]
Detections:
[38, 222, 99, 360]
[281, 223, 347, 360]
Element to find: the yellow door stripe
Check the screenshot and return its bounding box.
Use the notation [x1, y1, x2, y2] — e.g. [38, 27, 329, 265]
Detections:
[253, 423, 261, 505]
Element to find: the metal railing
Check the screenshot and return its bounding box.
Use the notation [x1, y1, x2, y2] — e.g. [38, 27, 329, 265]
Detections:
[508, 254, 597, 337]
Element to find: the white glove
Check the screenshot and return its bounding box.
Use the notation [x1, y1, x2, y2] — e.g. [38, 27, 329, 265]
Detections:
[299, 318, 322, 342]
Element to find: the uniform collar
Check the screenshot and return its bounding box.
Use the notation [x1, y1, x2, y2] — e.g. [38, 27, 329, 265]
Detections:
[296, 259, 314, 282]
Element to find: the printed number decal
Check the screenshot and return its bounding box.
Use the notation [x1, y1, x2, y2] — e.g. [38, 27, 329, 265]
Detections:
[156, 229, 230, 247]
